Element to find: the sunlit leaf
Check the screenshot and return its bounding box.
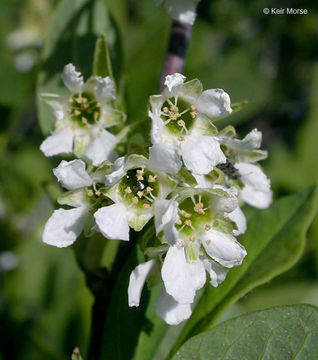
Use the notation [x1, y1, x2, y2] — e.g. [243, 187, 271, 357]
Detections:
[172, 305, 318, 360]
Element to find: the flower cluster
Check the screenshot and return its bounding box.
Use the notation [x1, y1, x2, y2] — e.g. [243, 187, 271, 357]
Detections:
[40, 64, 125, 166]
[41, 68, 272, 325]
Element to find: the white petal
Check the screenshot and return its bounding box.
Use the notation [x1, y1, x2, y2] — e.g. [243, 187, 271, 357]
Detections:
[105, 157, 125, 186]
[222, 128, 262, 151]
[240, 128, 262, 149]
[53, 159, 92, 190]
[202, 229, 247, 268]
[193, 174, 213, 188]
[241, 185, 273, 209]
[84, 128, 119, 166]
[93, 76, 115, 101]
[61, 63, 84, 93]
[154, 289, 192, 325]
[203, 258, 228, 287]
[40, 93, 64, 114]
[40, 127, 73, 157]
[164, 73, 186, 92]
[196, 88, 232, 118]
[94, 203, 129, 241]
[42, 207, 87, 248]
[228, 206, 247, 236]
[148, 143, 182, 174]
[236, 163, 269, 191]
[181, 135, 226, 175]
[162, 245, 205, 304]
[128, 259, 155, 307]
[213, 186, 238, 213]
[149, 110, 164, 145]
[154, 199, 179, 245]
[236, 163, 272, 209]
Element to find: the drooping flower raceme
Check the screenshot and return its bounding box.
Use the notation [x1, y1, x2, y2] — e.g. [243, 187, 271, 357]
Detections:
[156, 0, 201, 25]
[128, 186, 247, 324]
[149, 73, 231, 175]
[40, 64, 125, 166]
[40, 64, 271, 327]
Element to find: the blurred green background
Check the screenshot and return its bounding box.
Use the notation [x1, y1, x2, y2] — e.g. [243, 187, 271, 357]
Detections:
[1, 0, 318, 358]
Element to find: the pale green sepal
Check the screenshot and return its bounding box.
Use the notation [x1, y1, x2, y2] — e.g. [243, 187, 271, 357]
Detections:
[83, 214, 96, 237]
[125, 154, 148, 170]
[73, 133, 90, 157]
[145, 244, 169, 258]
[57, 189, 87, 207]
[174, 187, 229, 203]
[179, 79, 203, 103]
[220, 125, 236, 137]
[213, 214, 238, 234]
[128, 212, 153, 231]
[103, 108, 126, 126]
[212, 168, 225, 185]
[91, 161, 112, 183]
[239, 149, 268, 163]
[186, 243, 198, 262]
[191, 115, 218, 136]
[172, 167, 197, 187]
[231, 100, 248, 113]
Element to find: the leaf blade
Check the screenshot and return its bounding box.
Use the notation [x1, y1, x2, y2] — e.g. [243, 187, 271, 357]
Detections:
[172, 305, 318, 360]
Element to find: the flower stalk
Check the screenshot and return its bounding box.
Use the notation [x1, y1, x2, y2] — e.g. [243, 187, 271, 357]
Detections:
[160, 20, 192, 91]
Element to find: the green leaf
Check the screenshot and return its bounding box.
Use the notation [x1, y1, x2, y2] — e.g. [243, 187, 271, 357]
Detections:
[170, 185, 318, 356]
[37, 0, 119, 135]
[92, 32, 113, 78]
[172, 304, 318, 360]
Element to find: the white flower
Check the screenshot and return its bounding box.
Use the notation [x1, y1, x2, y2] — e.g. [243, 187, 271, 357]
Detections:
[149, 74, 232, 175]
[42, 159, 112, 248]
[40, 63, 125, 166]
[94, 152, 177, 238]
[157, 0, 201, 25]
[127, 258, 193, 325]
[157, 188, 245, 323]
[128, 186, 246, 325]
[218, 128, 273, 209]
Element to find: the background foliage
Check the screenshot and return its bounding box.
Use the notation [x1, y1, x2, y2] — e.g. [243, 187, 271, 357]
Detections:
[1, 0, 318, 359]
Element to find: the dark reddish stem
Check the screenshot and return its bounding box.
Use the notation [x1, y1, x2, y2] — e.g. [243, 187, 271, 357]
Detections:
[159, 20, 192, 91]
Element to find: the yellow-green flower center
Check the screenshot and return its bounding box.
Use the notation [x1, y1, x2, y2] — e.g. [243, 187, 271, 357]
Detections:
[119, 168, 159, 209]
[160, 97, 196, 140]
[68, 91, 101, 126]
[86, 183, 113, 212]
[175, 194, 211, 238]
